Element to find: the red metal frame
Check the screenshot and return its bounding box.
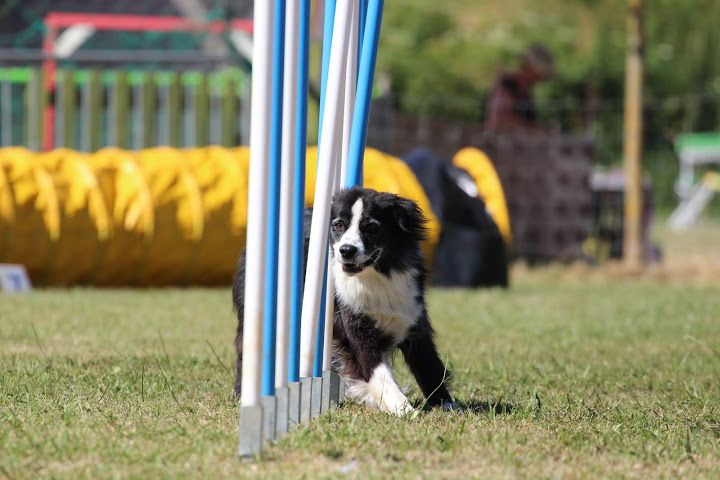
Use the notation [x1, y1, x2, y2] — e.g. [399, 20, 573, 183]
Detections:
[42, 12, 253, 150]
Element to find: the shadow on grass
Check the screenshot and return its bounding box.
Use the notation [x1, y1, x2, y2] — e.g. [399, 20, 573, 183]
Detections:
[415, 399, 514, 415]
[457, 399, 513, 415]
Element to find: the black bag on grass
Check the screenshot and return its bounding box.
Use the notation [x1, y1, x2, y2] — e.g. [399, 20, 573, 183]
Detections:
[402, 148, 508, 287]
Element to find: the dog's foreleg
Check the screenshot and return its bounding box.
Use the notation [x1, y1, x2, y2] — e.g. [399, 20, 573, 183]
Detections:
[337, 310, 415, 416]
[399, 315, 454, 408]
[366, 360, 415, 416]
[233, 331, 243, 398]
[232, 254, 246, 398]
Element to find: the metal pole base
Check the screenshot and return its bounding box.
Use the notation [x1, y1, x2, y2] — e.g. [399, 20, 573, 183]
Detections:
[311, 376, 323, 418]
[238, 404, 263, 458]
[261, 396, 277, 444]
[275, 386, 289, 437]
[300, 377, 313, 422]
[322, 370, 341, 411]
[321, 370, 332, 412]
[338, 376, 346, 402]
[329, 370, 341, 408]
[288, 381, 301, 429]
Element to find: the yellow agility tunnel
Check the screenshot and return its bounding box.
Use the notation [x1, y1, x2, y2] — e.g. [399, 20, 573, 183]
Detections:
[0, 146, 509, 286]
[0, 146, 447, 286]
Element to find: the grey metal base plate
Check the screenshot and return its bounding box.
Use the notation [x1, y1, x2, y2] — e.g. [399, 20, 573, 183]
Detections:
[338, 376, 346, 402]
[288, 381, 301, 429]
[300, 377, 313, 422]
[311, 376, 323, 418]
[238, 404, 263, 458]
[321, 370, 332, 412]
[274, 386, 289, 438]
[328, 370, 341, 408]
[261, 396, 276, 444]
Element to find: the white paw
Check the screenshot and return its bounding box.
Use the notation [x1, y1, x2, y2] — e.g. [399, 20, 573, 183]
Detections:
[392, 401, 417, 418]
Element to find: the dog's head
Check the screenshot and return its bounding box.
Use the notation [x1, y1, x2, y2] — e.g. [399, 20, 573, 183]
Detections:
[330, 187, 426, 276]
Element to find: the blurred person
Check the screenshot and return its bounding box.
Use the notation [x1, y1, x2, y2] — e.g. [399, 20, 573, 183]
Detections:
[484, 43, 555, 132]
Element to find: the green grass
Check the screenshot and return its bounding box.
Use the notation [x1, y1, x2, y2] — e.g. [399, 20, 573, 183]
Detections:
[2, 277, 720, 479]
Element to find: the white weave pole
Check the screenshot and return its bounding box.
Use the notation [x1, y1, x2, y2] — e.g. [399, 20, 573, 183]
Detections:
[340, 2, 358, 188]
[322, 1, 359, 372]
[240, 0, 274, 408]
[299, 0, 355, 378]
[275, 0, 300, 389]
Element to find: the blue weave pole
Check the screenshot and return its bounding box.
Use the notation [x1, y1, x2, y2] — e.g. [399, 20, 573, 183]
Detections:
[358, 0, 368, 73]
[313, 261, 329, 377]
[262, 0, 286, 397]
[345, 0, 384, 187]
[313, 0, 337, 378]
[288, 0, 310, 384]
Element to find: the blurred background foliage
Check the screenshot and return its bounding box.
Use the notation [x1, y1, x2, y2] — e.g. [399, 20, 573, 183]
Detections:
[378, 0, 720, 212]
[0, 0, 718, 212]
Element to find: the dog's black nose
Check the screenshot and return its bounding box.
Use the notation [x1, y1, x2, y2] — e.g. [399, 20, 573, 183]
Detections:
[339, 244, 357, 260]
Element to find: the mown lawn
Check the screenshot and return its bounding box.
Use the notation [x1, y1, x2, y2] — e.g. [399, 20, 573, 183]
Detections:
[1, 272, 719, 479]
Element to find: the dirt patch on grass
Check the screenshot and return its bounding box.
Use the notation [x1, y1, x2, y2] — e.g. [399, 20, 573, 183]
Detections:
[512, 218, 720, 286]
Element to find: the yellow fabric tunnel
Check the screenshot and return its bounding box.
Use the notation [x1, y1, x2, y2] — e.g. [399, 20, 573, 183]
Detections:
[0, 146, 438, 286]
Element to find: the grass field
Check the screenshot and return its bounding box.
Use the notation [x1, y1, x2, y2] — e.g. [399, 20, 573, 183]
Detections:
[2, 223, 720, 479]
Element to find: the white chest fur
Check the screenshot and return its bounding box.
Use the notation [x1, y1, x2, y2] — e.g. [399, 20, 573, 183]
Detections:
[333, 262, 421, 344]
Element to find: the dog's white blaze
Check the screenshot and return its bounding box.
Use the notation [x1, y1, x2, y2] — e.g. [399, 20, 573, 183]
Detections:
[333, 262, 421, 343]
[334, 198, 365, 258]
[344, 361, 414, 416]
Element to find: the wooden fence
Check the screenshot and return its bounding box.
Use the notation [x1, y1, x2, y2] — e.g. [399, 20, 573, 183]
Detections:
[0, 67, 249, 151]
[367, 110, 595, 261]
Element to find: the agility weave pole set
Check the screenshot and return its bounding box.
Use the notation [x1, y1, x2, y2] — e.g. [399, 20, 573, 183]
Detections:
[239, 0, 382, 456]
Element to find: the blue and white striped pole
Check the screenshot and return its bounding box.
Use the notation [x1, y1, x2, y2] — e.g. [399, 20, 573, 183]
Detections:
[345, 0, 384, 187]
[288, 0, 311, 385]
[262, 0, 287, 398]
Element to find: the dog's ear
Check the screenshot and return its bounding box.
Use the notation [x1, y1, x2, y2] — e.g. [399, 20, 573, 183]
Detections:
[394, 197, 427, 239]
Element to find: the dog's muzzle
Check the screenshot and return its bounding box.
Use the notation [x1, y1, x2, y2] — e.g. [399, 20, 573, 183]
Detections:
[337, 244, 380, 275]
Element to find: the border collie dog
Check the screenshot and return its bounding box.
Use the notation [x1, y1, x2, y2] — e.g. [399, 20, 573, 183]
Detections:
[234, 187, 455, 415]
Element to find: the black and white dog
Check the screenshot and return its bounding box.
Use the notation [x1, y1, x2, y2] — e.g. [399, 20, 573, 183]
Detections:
[234, 187, 455, 415]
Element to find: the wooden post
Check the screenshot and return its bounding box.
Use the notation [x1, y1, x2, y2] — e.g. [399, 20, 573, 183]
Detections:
[221, 74, 238, 147]
[168, 73, 181, 148]
[623, 0, 644, 269]
[42, 26, 57, 151]
[88, 70, 102, 152]
[61, 70, 76, 149]
[195, 74, 209, 147]
[113, 72, 130, 149]
[1, 71, 12, 147]
[142, 74, 156, 148]
[27, 68, 43, 151]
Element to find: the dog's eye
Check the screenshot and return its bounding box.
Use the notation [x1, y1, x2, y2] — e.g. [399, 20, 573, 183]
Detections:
[331, 220, 346, 232]
[362, 221, 380, 234]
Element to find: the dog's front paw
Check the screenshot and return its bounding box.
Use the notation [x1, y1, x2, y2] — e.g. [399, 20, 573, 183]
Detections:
[391, 401, 417, 418]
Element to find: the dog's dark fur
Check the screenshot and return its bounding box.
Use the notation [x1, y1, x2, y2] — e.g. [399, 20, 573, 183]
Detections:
[234, 187, 454, 414]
